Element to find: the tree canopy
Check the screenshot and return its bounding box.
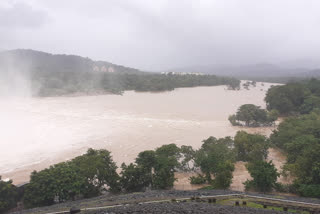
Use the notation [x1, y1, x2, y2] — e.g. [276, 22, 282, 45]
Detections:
[265, 78, 320, 115]
[229, 104, 278, 127]
[234, 131, 269, 162]
[0, 177, 18, 213]
[24, 149, 119, 208]
[244, 161, 279, 193]
[270, 111, 320, 197]
[194, 137, 235, 189]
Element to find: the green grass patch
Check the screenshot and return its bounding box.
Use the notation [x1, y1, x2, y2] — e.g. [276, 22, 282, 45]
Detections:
[218, 198, 310, 214]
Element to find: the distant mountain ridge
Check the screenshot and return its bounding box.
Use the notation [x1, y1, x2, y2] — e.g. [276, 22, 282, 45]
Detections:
[0, 49, 240, 97]
[165, 63, 320, 80]
[0, 49, 142, 74]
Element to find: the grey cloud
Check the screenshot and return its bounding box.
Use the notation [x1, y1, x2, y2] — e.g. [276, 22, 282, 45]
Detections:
[2, 0, 320, 70]
[0, 2, 49, 29]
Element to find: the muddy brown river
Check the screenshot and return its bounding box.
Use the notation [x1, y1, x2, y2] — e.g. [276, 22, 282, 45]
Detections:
[0, 82, 281, 186]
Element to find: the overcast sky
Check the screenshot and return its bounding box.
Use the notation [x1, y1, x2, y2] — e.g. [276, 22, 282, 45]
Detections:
[1, 0, 320, 70]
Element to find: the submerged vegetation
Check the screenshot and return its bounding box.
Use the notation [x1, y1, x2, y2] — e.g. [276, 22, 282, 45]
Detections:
[229, 104, 278, 127]
[33, 71, 241, 96]
[2, 74, 320, 210]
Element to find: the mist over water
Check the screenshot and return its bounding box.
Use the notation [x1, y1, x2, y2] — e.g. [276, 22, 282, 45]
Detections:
[0, 69, 32, 98]
[0, 82, 278, 184]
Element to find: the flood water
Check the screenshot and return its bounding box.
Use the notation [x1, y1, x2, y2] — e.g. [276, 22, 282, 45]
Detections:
[0, 82, 278, 184]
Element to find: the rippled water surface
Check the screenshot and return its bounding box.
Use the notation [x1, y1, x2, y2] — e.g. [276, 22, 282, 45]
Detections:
[0, 82, 277, 183]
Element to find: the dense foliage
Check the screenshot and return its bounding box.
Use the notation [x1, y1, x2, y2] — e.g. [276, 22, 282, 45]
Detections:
[244, 161, 279, 193]
[270, 111, 320, 197]
[0, 177, 18, 213]
[24, 149, 119, 208]
[234, 131, 270, 162]
[229, 104, 278, 127]
[119, 163, 152, 193]
[194, 137, 235, 189]
[120, 144, 182, 192]
[265, 78, 320, 115]
[32, 71, 240, 96]
[18, 136, 241, 209]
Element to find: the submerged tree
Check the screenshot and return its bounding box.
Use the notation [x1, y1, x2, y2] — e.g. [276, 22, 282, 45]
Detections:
[234, 131, 269, 162]
[229, 104, 278, 127]
[194, 137, 235, 189]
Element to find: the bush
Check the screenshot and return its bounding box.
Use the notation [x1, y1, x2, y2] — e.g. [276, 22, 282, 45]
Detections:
[212, 168, 234, 189]
[189, 174, 206, 185]
[0, 177, 18, 213]
[298, 184, 320, 198]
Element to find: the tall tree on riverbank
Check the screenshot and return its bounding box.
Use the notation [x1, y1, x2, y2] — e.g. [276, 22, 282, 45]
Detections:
[244, 161, 279, 193]
[194, 137, 235, 188]
[23, 149, 120, 208]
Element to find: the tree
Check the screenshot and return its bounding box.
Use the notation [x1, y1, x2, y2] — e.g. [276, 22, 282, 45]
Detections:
[24, 162, 85, 207]
[179, 145, 196, 171]
[194, 137, 235, 188]
[300, 95, 320, 114]
[244, 161, 279, 193]
[267, 109, 280, 123]
[234, 131, 269, 162]
[24, 149, 120, 208]
[270, 112, 320, 154]
[71, 149, 120, 195]
[211, 161, 235, 189]
[229, 104, 277, 127]
[270, 111, 320, 197]
[24, 169, 57, 207]
[264, 80, 320, 115]
[0, 177, 18, 213]
[126, 144, 182, 190]
[152, 144, 181, 189]
[120, 163, 152, 192]
[135, 150, 156, 172]
[228, 114, 240, 126]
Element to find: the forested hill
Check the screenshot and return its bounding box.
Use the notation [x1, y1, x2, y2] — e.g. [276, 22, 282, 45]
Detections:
[0, 49, 142, 74]
[0, 49, 240, 97]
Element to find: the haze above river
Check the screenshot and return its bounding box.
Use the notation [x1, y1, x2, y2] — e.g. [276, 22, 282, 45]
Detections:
[0, 82, 277, 184]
